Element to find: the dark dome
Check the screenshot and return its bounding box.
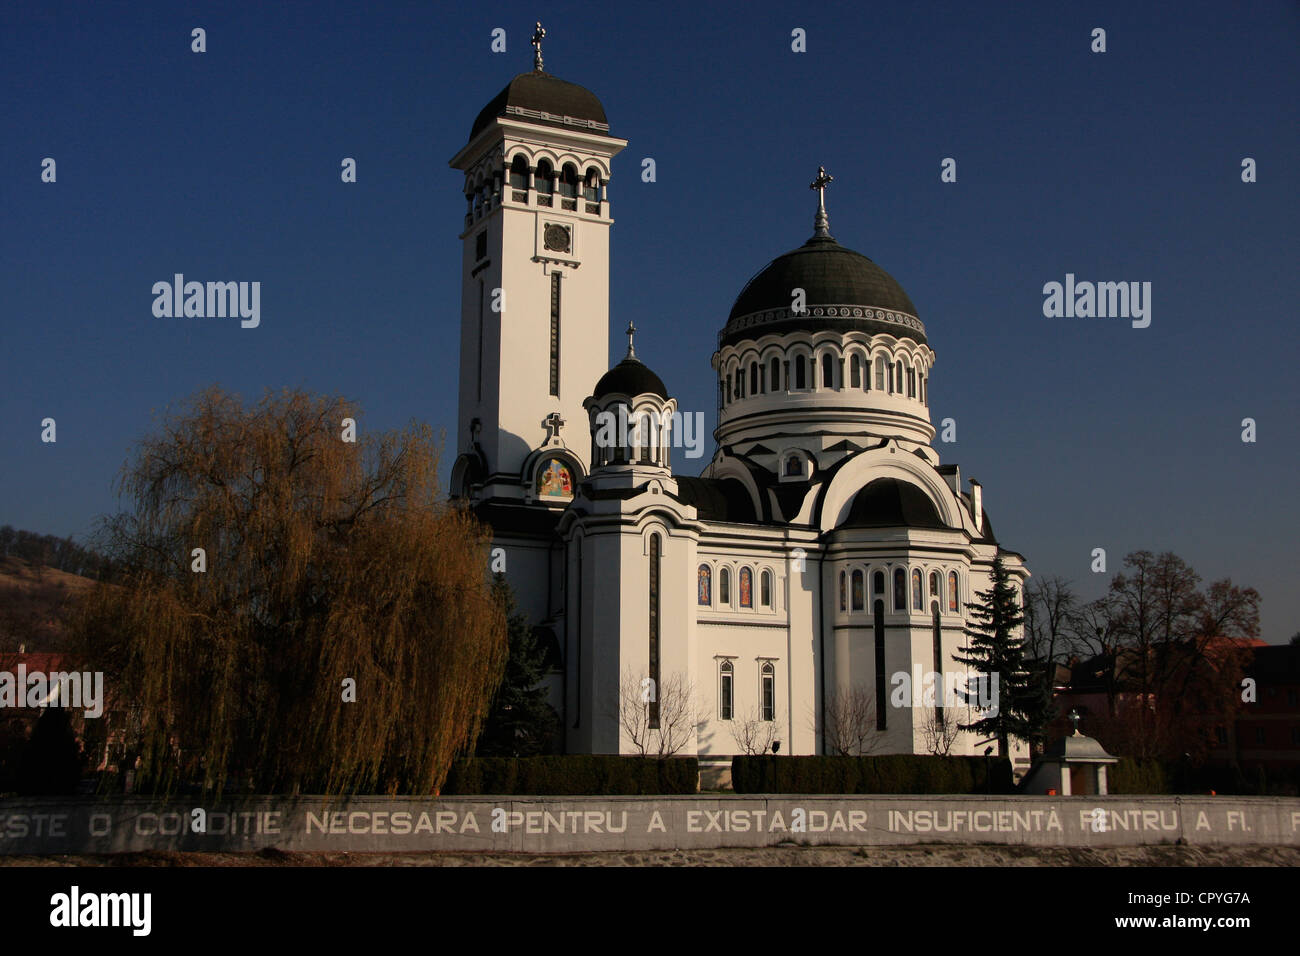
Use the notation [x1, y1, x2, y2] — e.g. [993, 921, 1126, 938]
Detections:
[720, 236, 924, 349]
[593, 356, 668, 400]
[843, 478, 945, 529]
[470, 72, 609, 139]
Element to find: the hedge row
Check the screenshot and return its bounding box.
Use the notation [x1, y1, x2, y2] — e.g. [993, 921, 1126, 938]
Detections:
[731, 754, 1014, 794]
[1106, 758, 1168, 794]
[1109, 758, 1300, 796]
[441, 756, 699, 795]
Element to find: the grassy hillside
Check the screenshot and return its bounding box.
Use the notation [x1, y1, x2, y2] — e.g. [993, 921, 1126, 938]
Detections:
[0, 555, 97, 653]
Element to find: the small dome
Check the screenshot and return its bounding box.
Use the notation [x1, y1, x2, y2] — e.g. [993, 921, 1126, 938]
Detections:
[593, 356, 668, 400]
[843, 478, 945, 529]
[721, 236, 922, 349]
[470, 71, 609, 139]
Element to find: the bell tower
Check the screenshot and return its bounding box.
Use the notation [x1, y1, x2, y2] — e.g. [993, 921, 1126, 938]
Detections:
[449, 23, 628, 503]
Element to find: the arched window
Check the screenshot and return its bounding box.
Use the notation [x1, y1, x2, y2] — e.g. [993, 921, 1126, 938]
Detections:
[734, 368, 743, 399]
[948, 571, 959, 613]
[583, 166, 600, 202]
[559, 163, 579, 209]
[851, 570, 865, 610]
[648, 533, 661, 728]
[893, 568, 906, 610]
[873, 600, 887, 730]
[761, 662, 775, 721]
[907, 365, 916, 398]
[509, 155, 529, 193]
[874, 355, 887, 391]
[697, 564, 712, 606]
[637, 413, 657, 464]
[535, 160, 554, 205]
[719, 567, 731, 606]
[761, 570, 772, 608]
[930, 571, 940, 599]
[839, 571, 846, 611]
[932, 602, 944, 724]
[770, 357, 781, 391]
[912, 568, 923, 610]
[920, 375, 926, 406]
[850, 354, 862, 388]
[719, 660, 734, 720]
[559, 163, 578, 197]
[739, 567, 754, 608]
[750, 363, 758, 396]
[821, 353, 834, 388]
[794, 354, 807, 389]
[873, 571, 885, 595]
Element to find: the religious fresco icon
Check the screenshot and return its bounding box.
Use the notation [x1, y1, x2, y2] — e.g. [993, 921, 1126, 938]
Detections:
[537, 458, 573, 498]
[697, 565, 711, 605]
[739, 567, 753, 608]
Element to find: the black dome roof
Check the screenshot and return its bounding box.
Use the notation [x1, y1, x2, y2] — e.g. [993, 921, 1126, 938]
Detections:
[470, 71, 609, 139]
[593, 356, 669, 400]
[843, 478, 946, 529]
[720, 236, 923, 349]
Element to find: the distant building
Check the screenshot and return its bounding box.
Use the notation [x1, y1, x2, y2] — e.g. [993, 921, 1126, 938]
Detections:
[1049, 638, 1287, 768]
[1214, 644, 1300, 772]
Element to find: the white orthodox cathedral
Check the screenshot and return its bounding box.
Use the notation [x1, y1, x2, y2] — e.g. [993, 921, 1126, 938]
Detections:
[449, 31, 1030, 775]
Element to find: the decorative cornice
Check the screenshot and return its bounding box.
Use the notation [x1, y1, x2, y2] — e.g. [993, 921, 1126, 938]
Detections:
[721, 304, 926, 345]
[504, 104, 610, 133]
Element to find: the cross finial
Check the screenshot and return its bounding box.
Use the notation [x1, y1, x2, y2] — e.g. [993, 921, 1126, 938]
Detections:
[543, 411, 565, 442]
[809, 165, 834, 239]
[1069, 709, 1081, 735]
[531, 21, 546, 72]
[625, 320, 637, 358]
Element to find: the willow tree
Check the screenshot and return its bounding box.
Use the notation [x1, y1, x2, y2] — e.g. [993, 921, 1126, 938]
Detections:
[72, 385, 507, 796]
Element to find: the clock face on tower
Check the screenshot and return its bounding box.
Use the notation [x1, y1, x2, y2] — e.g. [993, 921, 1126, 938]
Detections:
[543, 223, 571, 253]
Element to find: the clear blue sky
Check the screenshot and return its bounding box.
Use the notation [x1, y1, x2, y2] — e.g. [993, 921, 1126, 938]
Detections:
[2, 1, 1297, 640]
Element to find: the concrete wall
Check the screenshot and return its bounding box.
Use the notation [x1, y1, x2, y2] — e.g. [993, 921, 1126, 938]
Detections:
[3, 795, 1297, 855]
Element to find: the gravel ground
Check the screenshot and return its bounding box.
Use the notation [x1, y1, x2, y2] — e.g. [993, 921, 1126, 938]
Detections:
[4, 843, 1298, 866]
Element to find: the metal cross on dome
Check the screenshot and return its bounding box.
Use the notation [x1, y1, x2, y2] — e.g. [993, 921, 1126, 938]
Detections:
[625, 321, 637, 358]
[532, 21, 546, 72]
[809, 166, 834, 238]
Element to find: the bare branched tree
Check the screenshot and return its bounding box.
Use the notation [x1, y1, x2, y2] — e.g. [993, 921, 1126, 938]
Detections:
[822, 685, 885, 756]
[920, 707, 962, 756]
[1058, 552, 1261, 762]
[729, 706, 780, 755]
[616, 668, 702, 756]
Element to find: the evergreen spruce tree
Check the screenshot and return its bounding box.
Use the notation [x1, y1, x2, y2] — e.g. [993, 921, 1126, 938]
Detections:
[476, 575, 560, 757]
[17, 708, 84, 796]
[953, 554, 1047, 757]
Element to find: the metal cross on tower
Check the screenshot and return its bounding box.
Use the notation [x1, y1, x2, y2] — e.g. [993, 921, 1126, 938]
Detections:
[532, 21, 546, 72]
[809, 166, 834, 238]
[625, 321, 637, 358]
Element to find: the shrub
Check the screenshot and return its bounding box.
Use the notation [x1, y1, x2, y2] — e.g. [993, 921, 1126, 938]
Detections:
[730, 754, 1013, 794]
[442, 756, 699, 795]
